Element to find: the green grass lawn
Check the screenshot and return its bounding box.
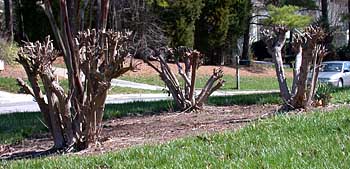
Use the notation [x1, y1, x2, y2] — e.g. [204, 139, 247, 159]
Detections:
[0, 77, 69, 94]
[3, 107, 350, 168]
[0, 112, 48, 145]
[331, 87, 350, 104]
[0, 74, 286, 95]
[0, 77, 159, 94]
[0, 77, 21, 93]
[121, 75, 285, 91]
[197, 75, 286, 90]
[108, 86, 161, 94]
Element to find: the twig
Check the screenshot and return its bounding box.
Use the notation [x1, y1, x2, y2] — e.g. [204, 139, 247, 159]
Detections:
[225, 112, 275, 124]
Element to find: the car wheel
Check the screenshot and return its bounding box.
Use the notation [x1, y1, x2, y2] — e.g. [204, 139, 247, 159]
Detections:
[337, 79, 343, 88]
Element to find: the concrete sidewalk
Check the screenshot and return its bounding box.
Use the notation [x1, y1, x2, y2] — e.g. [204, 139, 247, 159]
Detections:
[0, 90, 279, 114]
[54, 67, 165, 91]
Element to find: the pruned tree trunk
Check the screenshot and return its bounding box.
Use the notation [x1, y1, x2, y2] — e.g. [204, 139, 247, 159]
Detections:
[272, 44, 291, 102]
[291, 26, 327, 108]
[262, 27, 291, 103]
[262, 25, 327, 110]
[292, 49, 312, 108]
[307, 45, 325, 106]
[16, 31, 137, 151]
[142, 47, 224, 111]
[291, 45, 302, 96]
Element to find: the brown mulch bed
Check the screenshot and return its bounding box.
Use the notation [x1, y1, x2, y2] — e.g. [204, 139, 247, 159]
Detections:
[0, 104, 279, 157]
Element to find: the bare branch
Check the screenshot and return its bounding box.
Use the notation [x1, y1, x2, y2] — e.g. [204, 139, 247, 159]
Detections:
[16, 78, 35, 97]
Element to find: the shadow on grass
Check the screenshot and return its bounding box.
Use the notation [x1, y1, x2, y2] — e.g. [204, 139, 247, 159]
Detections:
[0, 112, 48, 145]
[332, 86, 350, 92]
[1, 148, 60, 161]
[104, 100, 176, 119]
[208, 93, 281, 106]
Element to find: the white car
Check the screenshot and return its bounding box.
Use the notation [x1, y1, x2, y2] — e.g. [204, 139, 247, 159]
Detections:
[317, 61, 350, 87]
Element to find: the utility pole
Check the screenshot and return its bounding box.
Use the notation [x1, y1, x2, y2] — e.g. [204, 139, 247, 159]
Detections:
[235, 55, 240, 90]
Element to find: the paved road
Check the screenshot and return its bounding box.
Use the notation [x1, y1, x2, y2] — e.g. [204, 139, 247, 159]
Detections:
[0, 90, 278, 114]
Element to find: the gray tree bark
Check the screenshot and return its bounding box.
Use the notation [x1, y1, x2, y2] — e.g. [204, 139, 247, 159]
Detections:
[263, 28, 291, 103]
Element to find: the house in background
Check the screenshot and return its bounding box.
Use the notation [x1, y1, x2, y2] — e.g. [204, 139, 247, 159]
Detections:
[320, 0, 348, 47]
[249, 0, 349, 51]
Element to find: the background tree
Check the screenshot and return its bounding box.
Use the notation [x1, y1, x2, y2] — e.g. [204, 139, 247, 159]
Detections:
[194, 0, 231, 65]
[110, 0, 168, 51]
[194, 0, 251, 65]
[240, 0, 253, 62]
[10, 0, 59, 42]
[3, 0, 13, 41]
[321, 0, 330, 32]
[159, 0, 203, 48]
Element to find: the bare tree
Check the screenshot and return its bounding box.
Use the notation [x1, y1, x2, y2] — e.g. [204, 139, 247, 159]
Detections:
[16, 0, 138, 151]
[16, 30, 137, 151]
[262, 25, 328, 109]
[142, 46, 224, 111]
[110, 0, 168, 52]
[111, 1, 218, 111]
[291, 26, 328, 108]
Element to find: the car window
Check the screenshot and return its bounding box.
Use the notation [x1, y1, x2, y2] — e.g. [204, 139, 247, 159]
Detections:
[344, 63, 350, 71]
[321, 63, 343, 72]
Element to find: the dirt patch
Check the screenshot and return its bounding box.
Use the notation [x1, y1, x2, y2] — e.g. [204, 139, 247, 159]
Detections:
[0, 105, 278, 157]
[125, 60, 292, 78]
[0, 64, 26, 79]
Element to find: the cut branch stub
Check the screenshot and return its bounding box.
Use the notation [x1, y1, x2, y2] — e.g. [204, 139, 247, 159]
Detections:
[76, 29, 135, 80]
[290, 25, 327, 109]
[196, 68, 225, 108]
